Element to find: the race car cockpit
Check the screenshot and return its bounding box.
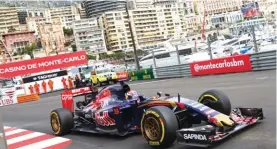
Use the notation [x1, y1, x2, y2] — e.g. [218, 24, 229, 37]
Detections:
[77, 82, 133, 109]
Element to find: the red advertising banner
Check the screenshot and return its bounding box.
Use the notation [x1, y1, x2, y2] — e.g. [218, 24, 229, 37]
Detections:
[0, 51, 88, 78]
[190, 54, 252, 76]
[116, 72, 129, 81]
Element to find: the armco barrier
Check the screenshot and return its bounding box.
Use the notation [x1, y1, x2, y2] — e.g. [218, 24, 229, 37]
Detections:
[154, 50, 276, 79]
[154, 63, 191, 79]
[250, 50, 276, 71]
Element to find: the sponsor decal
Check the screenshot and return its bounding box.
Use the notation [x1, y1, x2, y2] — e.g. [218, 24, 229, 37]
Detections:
[61, 94, 73, 101]
[23, 70, 67, 83]
[95, 111, 115, 126]
[61, 90, 74, 112]
[0, 51, 87, 78]
[146, 110, 160, 118]
[149, 141, 160, 146]
[190, 55, 252, 76]
[183, 134, 207, 140]
[72, 87, 91, 96]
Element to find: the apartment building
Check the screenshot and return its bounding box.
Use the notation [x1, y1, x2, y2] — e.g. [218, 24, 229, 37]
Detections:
[194, 0, 242, 16]
[133, 0, 154, 9]
[37, 22, 65, 55]
[73, 18, 106, 53]
[26, 17, 52, 36]
[75, 3, 87, 19]
[27, 8, 50, 18]
[131, 7, 188, 49]
[211, 11, 243, 28]
[0, 7, 20, 34]
[100, 11, 132, 52]
[17, 8, 28, 24]
[2, 31, 36, 54]
[84, 0, 127, 18]
[47, 6, 81, 29]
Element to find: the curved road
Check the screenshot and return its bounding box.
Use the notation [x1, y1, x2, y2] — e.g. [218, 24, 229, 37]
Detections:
[1, 70, 276, 149]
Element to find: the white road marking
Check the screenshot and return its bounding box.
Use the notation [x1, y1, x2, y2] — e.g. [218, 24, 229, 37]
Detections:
[130, 80, 169, 86]
[7, 132, 45, 145]
[16, 137, 71, 149]
[4, 126, 11, 129]
[5, 129, 27, 136]
[256, 77, 268, 80]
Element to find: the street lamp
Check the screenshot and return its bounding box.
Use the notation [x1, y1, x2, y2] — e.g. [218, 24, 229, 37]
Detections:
[125, 3, 140, 70]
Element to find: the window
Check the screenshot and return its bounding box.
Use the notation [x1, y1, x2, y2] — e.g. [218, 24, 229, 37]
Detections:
[222, 39, 239, 46]
[155, 53, 170, 59]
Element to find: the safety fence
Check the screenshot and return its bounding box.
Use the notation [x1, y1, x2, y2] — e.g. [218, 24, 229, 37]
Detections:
[153, 50, 276, 79]
[250, 50, 276, 71]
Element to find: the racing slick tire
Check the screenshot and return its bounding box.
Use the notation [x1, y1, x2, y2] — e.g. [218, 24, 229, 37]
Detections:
[198, 90, 231, 115]
[141, 106, 178, 149]
[50, 108, 74, 136]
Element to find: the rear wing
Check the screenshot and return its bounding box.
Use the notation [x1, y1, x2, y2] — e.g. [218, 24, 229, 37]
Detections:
[60, 87, 92, 112]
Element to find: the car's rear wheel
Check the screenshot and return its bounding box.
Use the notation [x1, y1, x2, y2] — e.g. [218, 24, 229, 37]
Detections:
[198, 90, 231, 115]
[50, 108, 74, 136]
[141, 106, 178, 148]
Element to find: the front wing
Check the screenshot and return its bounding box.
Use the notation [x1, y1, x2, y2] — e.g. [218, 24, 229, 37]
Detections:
[176, 108, 264, 147]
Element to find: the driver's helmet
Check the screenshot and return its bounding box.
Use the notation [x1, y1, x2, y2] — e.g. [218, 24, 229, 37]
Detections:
[125, 90, 139, 100]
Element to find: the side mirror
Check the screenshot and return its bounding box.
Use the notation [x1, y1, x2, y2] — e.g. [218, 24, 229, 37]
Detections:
[165, 93, 170, 97]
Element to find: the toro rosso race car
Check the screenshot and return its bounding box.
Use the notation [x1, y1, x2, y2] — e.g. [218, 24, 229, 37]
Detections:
[50, 82, 263, 148]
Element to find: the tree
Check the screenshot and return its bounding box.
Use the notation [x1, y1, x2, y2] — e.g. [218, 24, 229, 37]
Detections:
[64, 41, 71, 47]
[22, 43, 39, 59]
[63, 27, 73, 36]
[87, 55, 96, 60]
[71, 45, 77, 52]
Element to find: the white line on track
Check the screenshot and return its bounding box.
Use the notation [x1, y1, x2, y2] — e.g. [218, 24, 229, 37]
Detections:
[256, 76, 268, 80]
[16, 137, 71, 149]
[7, 132, 45, 145]
[5, 129, 27, 136]
[129, 79, 169, 86]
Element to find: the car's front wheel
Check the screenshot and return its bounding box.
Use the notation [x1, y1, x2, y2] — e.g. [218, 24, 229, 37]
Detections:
[198, 90, 231, 115]
[50, 108, 74, 136]
[141, 106, 178, 148]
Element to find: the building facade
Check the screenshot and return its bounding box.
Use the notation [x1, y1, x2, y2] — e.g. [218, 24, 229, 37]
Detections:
[194, 0, 242, 16]
[17, 9, 28, 24]
[2, 31, 35, 54]
[0, 7, 20, 34]
[47, 6, 81, 29]
[76, 3, 87, 19]
[84, 0, 127, 18]
[100, 11, 133, 52]
[73, 18, 107, 53]
[211, 11, 243, 28]
[131, 6, 188, 49]
[37, 22, 65, 55]
[26, 17, 52, 36]
[133, 0, 154, 9]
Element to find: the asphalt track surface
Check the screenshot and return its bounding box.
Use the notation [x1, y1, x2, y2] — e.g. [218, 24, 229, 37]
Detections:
[1, 70, 276, 149]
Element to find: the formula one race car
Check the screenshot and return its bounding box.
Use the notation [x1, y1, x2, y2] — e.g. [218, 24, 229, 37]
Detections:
[50, 82, 263, 148]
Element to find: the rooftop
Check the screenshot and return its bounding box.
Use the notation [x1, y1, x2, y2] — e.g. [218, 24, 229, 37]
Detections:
[2, 30, 35, 36]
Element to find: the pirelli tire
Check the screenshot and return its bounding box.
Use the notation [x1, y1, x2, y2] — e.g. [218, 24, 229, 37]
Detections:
[198, 90, 232, 115]
[141, 106, 178, 149]
[50, 108, 74, 136]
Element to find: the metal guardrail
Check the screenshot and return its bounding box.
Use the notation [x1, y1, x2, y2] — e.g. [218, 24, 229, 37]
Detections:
[153, 50, 276, 79]
[154, 63, 191, 79]
[250, 50, 276, 71]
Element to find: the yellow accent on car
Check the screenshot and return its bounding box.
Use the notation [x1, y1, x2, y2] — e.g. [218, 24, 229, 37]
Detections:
[198, 94, 218, 103]
[50, 112, 61, 135]
[159, 117, 165, 142]
[213, 114, 235, 127]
